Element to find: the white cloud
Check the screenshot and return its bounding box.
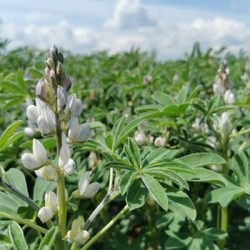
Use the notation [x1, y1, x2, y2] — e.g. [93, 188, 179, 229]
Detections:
[105, 0, 156, 29]
[1, 0, 250, 59]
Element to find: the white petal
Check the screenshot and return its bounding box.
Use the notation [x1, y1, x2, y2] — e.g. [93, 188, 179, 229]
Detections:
[68, 117, 79, 142]
[33, 139, 47, 163]
[83, 182, 100, 198]
[77, 123, 91, 142]
[59, 144, 71, 168]
[26, 105, 39, 123]
[38, 206, 53, 223]
[21, 153, 41, 170]
[37, 115, 50, 135]
[78, 172, 91, 196]
[71, 98, 83, 116]
[63, 159, 75, 175]
[45, 191, 58, 214]
[74, 230, 90, 244]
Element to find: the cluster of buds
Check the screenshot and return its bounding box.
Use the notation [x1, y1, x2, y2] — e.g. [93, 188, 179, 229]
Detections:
[22, 45, 91, 179]
[213, 61, 235, 105]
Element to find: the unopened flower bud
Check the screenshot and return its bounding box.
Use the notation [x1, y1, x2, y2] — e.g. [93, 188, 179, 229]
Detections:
[36, 79, 53, 104]
[223, 89, 235, 104]
[62, 75, 72, 91]
[56, 61, 64, 76]
[57, 86, 68, 111]
[134, 131, 148, 146]
[154, 136, 167, 147]
[45, 57, 55, 69]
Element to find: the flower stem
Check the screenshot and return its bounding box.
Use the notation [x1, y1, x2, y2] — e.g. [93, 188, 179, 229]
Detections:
[57, 173, 67, 237]
[81, 204, 129, 250]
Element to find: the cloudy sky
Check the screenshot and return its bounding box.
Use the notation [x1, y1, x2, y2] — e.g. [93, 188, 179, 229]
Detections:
[1, 0, 250, 59]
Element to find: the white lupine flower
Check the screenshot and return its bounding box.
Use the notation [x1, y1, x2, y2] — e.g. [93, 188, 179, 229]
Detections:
[67, 117, 91, 143]
[21, 139, 48, 170]
[213, 82, 225, 96]
[59, 144, 75, 175]
[134, 131, 148, 146]
[73, 171, 100, 199]
[154, 136, 167, 148]
[38, 191, 58, 223]
[224, 89, 235, 104]
[38, 206, 53, 223]
[66, 218, 90, 244]
[66, 94, 83, 117]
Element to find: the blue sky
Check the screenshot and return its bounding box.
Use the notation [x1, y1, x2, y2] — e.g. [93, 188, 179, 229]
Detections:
[0, 0, 250, 59]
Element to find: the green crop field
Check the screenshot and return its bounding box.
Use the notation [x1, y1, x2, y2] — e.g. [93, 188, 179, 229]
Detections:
[0, 41, 249, 250]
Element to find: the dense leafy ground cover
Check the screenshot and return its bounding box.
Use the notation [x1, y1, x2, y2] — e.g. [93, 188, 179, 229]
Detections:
[0, 42, 250, 249]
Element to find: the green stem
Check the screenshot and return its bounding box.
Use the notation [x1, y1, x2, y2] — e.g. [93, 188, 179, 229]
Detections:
[83, 189, 119, 230]
[218, 206, 228, 250]
[0, 211, 47, 234]
[57, 173, 67, 237]
[81, 204, 129, 250]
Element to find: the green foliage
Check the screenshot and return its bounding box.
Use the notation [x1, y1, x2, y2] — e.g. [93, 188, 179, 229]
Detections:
[0, 43, 250, 249]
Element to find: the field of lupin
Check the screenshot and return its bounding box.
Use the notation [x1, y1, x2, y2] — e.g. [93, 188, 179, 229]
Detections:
[0, 41, 250, 249]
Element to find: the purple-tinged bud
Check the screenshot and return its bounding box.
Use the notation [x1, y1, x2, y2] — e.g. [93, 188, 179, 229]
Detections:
[36, 79, 53, 104]
[57, 86, 68, 112]
[62, 75, 72, 91]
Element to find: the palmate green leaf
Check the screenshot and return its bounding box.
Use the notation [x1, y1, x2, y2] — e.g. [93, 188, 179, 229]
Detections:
[143, 168, 189, 190]
[0, 81, 26, 94]
[203, 228, 227, 241]
[0, 131, 24, 152]
[181, 168, 226, 186]
[151, 92, 175, 106]
[8, 222, 28, 250]
[178, 152, 225, 168]
[37, 227, 58, 250]
[176, 87, 188, 105]
[0, 120, 23, 150]
[125, 138, 141, 170]
[142, 148, 172, 166]
[142, 173, 168, 211]
[167, 189, 196, 221]
[126, 178, 149, 210]
[112, 117, 142, 150]
[104, 161, 134, 171]
[208, 186, 245, 207]
[120, 171, 138, 195]
[231, 152, 249, 187]
[16, 69, 28, 92]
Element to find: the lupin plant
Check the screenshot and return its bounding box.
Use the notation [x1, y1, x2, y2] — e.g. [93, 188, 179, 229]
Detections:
[22, 45, 92, 248]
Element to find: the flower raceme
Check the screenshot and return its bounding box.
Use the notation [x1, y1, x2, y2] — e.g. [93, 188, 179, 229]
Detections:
[21, 139, 49, 170]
